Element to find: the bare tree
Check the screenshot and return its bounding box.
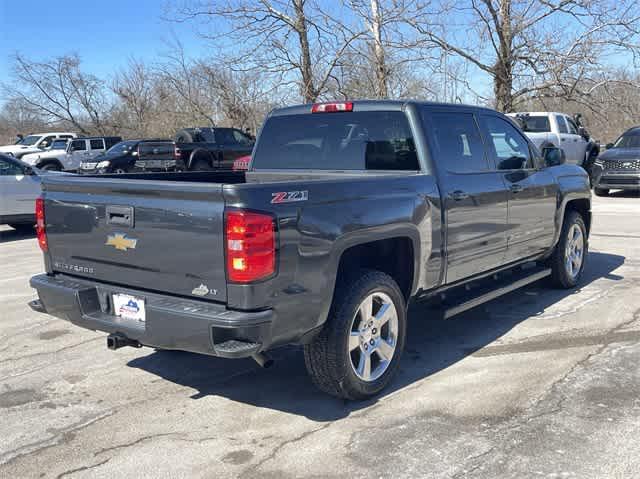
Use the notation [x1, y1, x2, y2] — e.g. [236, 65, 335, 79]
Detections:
[172, 0, 366, 102]
[112, 59, 158, 137]
[408, 0, 640, 112]
[4, 53, 112, 134]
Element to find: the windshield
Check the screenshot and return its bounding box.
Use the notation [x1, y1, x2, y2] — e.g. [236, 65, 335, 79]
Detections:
[252, 111, 418, 170]
[17, 135, 43, 146]
[106, 140, 137, 155]
[51, 140, 68, 150]
[518, 116, 550, 133]
[613, 133, 640, 149]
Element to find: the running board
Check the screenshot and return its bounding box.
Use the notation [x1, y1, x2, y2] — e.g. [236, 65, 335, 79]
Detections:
[442, 267, 551, 320]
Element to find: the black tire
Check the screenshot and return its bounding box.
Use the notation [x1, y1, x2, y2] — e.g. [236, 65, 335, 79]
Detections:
[594, 188, 609, 197]
[304, 269, 407, 400]
[548, 211, 588, 289]
[174, 129, 194, 143]
[40, 162, 61, 171]
[190, 154, 213, 171]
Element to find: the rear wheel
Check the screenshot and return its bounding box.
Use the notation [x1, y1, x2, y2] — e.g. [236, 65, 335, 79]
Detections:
[594, 188, 609, 197]
[304, 270, 406, 400]
[548, 211, 587, 288]
[191, 157, 212, 171]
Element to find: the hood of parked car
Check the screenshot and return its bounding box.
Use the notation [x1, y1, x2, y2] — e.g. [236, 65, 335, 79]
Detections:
[0, 145, 40, 155]
[599, 148, 640, 161]
[21, 150, 67, 164]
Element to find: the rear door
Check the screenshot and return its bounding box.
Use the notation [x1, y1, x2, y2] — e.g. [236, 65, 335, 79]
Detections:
[89, 138, 106, 159]
[479, 114, 558, 261]
[423, 109, 509, 283]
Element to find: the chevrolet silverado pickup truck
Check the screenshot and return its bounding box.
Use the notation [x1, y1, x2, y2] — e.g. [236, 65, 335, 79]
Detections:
[29, 101, 592, 400]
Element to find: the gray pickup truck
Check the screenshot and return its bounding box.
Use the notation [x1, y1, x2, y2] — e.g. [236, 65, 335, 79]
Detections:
[29, 101, 592, 400]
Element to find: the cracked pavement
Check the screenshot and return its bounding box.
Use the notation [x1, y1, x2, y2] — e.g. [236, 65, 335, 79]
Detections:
[1, 192, 639, 478]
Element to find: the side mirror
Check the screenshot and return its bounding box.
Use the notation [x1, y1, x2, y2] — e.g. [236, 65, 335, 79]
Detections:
[605, 143, 614, 150]
[23, 166, 35, 175]
[543, 146, 566, 167]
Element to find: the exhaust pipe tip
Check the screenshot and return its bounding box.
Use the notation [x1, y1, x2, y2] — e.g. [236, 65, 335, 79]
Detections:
[252, 352, 274, 369]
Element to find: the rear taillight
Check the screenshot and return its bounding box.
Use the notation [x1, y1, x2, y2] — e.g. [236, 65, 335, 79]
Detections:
[35, 197, 47, 252]
[311, 101, 353, 113]
[225, 210, 275, 283]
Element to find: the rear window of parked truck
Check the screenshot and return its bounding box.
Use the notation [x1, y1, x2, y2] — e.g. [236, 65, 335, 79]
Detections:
[252, 111, 419, 171]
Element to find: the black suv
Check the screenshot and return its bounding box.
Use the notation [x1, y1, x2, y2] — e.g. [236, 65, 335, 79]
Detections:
[592, 126, 640, 196]
[78, 139, 184, 174]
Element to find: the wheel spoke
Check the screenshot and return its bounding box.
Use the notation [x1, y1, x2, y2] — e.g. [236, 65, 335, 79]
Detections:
[376, 338, 395, 361]
[359, 295, 373, 321]
[349, 332, 361, 352]
[357, 351, 372, 380]
[374, 302, 393, 327]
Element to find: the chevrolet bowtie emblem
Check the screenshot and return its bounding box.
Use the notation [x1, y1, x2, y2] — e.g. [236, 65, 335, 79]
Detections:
[105, 233, 138, 251]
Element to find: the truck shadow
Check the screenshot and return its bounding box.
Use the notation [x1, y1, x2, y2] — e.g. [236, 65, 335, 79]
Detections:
[127, 251, 625, 421]
[0, 227, 35, 243]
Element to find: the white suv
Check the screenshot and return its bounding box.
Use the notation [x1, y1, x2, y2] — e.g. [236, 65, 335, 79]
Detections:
[0, 132, 77, 159]
[21, 136, 122, 171]
[507, 112, 598, 166]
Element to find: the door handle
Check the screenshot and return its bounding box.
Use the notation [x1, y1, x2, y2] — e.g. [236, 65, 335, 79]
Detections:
[449, 190, 469, 201]
[510, 184, 524, 193]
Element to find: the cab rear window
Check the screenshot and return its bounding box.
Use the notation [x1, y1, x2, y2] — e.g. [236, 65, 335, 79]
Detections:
[252, 111, 419, 170]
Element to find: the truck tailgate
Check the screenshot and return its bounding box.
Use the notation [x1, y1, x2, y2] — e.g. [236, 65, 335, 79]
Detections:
[41, 175, 228, 302]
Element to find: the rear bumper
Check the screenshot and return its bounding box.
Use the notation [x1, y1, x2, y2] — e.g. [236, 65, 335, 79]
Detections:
[29, 274, 274, 358]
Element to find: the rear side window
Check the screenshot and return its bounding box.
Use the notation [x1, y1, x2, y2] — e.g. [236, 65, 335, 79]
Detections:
[519, 115, 550, 133]
[252, 111, 418, 170]
[555, 115, 568, 133]
[426, 112, 487, 173]
[90, 139, 105, 150]
[70, 140, 86, 151]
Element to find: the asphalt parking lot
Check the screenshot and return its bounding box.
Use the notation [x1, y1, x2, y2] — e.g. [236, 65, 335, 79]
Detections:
[1, 192, 639, 478]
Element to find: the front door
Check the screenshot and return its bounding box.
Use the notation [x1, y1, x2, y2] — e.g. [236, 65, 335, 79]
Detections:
[423, 109, 509, 284]
[479, 114, 559, 261]
[565, 116, 589, 166]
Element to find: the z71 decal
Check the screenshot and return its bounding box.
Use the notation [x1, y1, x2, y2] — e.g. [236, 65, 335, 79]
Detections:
[271, 190, 309, 204]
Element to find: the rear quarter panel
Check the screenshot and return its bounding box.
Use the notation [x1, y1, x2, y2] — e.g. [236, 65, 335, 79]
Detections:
[223, 173, 440, 348]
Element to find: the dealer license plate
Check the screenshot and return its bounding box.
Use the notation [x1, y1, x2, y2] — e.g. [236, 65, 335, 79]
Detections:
[112, 293, 146, 324]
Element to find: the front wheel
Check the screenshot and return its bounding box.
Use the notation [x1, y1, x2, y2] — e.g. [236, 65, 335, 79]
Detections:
[548, 211, 588, 288]
[40, 163, 61, 171]
[304, 270, 406, 400]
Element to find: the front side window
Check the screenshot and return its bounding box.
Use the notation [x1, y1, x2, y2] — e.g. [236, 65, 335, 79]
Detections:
[555, 115, 568, 134]
[50, 140, 68, 150]
[481, 115, 532, 170]
[252, 111, 418, 170]
[427, 112, 487, 173]
[106, 140, 136, 155]
[519, 115, 551, 133]
[565, 117, 579, 135]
